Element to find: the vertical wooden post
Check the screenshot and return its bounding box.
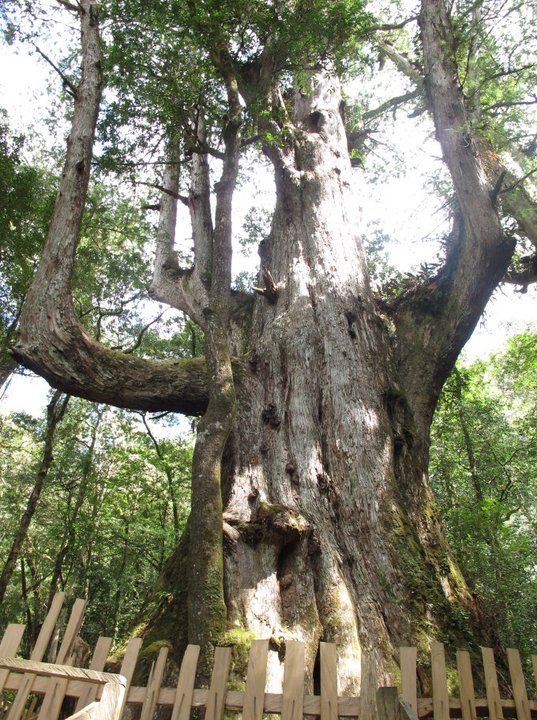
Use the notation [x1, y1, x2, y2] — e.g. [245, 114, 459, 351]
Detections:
[140, 646, 169, 720]
[243, 639, 269, 720]
[320, 642, 338, 720]
[481, 648, 503, 720]
[377, 687, 400, 720]
[75, 637, 113, 713]
[361, 651, 378, 720]
[456, 651, 476, 720]
[506, 649, 531, 720]
[400, 647, 417, 715]
[282, 641, 305, 720]
[430, 642, 449, 720]
[171, 644, 200, 720]
[206, 646, 232, 720]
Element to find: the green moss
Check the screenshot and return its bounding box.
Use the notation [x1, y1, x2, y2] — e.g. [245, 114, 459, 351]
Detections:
[219, 627, 256, 687]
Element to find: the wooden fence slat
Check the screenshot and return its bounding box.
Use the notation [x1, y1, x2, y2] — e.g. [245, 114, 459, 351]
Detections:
[140, 646, 169, 720]
[400, 647, 418, 714]
[206, 646, 232, 720]
[75, 637, 114, 713]
[506, 648, 531, 720]
[22, 695, 37, 720]
[56, 598, 87, 665]
[456, 650, 476, 720]
[37, 677, 68, 720]
[532, 655, 537, 688]
[481, 647, 503, 720]
[431, 642, 449, 720]
[360, 650, 378, 720]
[243, 639, 268, 720]
[0, 659, 122, 685]
[94, 681, 125, 720]
[170, 644, 200, 720]
[320, 642, 338, 720]
[0, 624, 26, 656]
[377, 687, 402, 720]
[282, 640, 305, 720]
[31, 595, 86, 719]
[6, 672, 39, 720]
[66, 701, 98, 719]
[8, 591, 66, 717]
[31, 592, 66, 661]
[0, 625, 26, 693]
[117, 637, 143, 716]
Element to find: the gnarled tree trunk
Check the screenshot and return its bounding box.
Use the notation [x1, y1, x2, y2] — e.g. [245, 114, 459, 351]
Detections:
[12, 0, 518, 687]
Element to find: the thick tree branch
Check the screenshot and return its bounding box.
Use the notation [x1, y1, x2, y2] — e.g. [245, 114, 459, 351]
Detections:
[390, 0, 514, 427]
[12, 0, 213, 417]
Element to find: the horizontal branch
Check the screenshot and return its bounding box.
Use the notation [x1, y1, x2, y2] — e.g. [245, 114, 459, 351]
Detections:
[12, 332, 211, 415]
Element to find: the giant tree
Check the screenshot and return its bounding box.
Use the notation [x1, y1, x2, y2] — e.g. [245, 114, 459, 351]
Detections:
[9, 0, 537, 684]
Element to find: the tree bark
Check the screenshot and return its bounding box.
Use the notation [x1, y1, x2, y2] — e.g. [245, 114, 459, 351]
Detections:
[12, 0, 520, 683]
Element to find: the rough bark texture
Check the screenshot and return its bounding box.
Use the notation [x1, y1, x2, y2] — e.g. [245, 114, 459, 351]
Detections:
[12, 0, 520, 689]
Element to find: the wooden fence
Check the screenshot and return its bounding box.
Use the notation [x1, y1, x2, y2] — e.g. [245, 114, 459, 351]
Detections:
[0, 593, 536, 720]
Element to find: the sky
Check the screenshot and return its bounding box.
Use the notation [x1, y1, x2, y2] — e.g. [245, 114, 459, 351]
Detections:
[1, 31, 536, 419]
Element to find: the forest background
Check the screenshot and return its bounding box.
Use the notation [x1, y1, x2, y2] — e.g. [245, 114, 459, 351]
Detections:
[0, 0, 536, 681]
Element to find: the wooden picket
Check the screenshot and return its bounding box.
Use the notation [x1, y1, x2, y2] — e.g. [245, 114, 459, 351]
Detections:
[0, 594, 536, 720]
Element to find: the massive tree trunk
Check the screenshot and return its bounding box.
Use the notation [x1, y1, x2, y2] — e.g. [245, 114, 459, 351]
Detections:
[218, 70, 495, 687]
[12, 0, 519, 687]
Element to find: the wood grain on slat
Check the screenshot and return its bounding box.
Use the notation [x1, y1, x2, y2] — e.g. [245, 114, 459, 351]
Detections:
[377, 687, 400, 720]
[75, 637, 113, 712]
[37, 677, 68, 720]
[360, 650, 378, 720]
[7, 594, 66, 720]
[481, 647, 503, 720]
[140, 646, 169, 720]
[206, 646, 232, 720]
[456, 650, 476, 720]
[22, 695, 37, 720]
[532, 655, 537, 689]
[320, 642, 338, 720]
[400, 646, 418, 714]
[431, 642, 449, 720]
[6, 672, 39, 720]
[506, 648, 531, 720]
[0, 625, 26, 693]
[282, 640, 305, 720]
[0, 658, 123, 685]
[66, 700, 98, 719]
[243, 639, 268, 720]
[117, 637, 143, 717]
[0, 624, 26, 656]
[56, 598, 87, 665]
[94, 681, 125, 720]
[31, 592, 66, 661]
[170, 644, 200, 720]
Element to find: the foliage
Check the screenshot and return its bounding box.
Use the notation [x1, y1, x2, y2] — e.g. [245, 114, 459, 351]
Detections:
[0, 112, 55, 342]
[430, 334, 537, 656]
[0, 399, 192, 647]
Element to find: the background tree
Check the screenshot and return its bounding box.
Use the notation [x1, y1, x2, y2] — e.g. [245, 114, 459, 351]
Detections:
[0, 114, 55, 388]
[4, 0, 537, 684]
[430, 335, 537, 658]
[0, 398, 192, 651]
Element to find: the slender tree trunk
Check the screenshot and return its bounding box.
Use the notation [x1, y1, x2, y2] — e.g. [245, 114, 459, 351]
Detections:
[0, 390, 69, 607]
[46, 407, 103, 608]
[142, 414, 180, 543]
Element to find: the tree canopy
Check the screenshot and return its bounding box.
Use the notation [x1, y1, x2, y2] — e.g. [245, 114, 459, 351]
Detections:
[1, 0, 536, 680]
